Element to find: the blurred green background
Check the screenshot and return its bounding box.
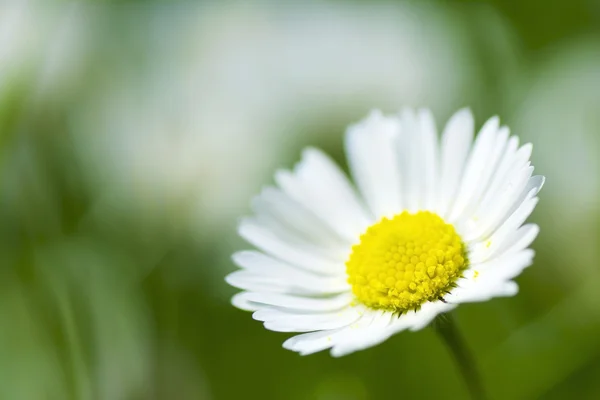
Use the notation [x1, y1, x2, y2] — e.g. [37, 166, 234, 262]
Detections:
[1, 0, 599, 399]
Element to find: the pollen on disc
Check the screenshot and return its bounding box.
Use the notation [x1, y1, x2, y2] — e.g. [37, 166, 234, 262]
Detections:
[346, 211, 468, 313]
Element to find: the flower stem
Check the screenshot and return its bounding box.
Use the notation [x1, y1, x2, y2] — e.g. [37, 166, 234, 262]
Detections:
[434, 314, 487, 400]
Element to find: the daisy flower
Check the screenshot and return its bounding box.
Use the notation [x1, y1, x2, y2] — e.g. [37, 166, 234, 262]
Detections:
[227, 108, 544, 357]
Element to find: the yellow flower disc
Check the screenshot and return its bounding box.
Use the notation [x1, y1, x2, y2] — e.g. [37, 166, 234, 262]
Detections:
[346, 211, 468, 313]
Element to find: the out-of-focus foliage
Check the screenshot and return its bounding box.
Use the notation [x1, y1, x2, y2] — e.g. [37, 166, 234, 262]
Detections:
[0, 0, 599, 399]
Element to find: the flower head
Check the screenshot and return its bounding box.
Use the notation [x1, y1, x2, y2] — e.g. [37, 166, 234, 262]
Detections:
[227, 108, 544, 357]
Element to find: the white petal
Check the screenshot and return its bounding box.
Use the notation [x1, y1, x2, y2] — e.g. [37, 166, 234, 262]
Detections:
[238, 218, 344, 275]
[398, 108, 423, 212]
[248, 211, 347, 261]
[478, 249, 535, 283]
[461, 141, 538, 242]
[476, 139, 527, 216]
[254, 305, 359, 322]
[448, 250, 534, 303]
[488, 223, 539, 261]
[408, 301, 457, 331]
[275, 148, 372, 242]
[283, 309, 378, 355]
[225, 270, 349, 295]
[454, 126, 510, 225]
[345, 110, 403, 219]
[495, 280, 519, 297]
[467, 173, 543, 243]
[257, 306, 364, 333]
[468, 193, 539, 264]
[436, 108, 474, 217]
[448, 116, 501, 223]
[232, 250, 336, 278]
[330, 310, 396, 357]
[283, 329, 345, 355]
[231, 292, 261, 311]
[395, 108, 439, 213]
[329, 300, 456, 356]
[448, 279, 519, 303]
[240, 291, 353, 312]
[252, 187, 350, 255]
[292, 301, 455, 357]
[418, 109, 440, 211]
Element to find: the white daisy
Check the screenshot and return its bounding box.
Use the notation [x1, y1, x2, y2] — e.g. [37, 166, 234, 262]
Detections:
[227, 108, 544, 357]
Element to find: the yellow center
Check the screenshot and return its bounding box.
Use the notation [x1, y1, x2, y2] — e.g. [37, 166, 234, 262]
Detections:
[346, 211, 468, 313]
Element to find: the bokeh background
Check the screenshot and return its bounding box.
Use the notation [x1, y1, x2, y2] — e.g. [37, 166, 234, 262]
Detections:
[1, 0, 599, 399]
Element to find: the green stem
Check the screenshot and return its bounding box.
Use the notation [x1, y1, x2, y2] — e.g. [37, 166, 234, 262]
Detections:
[434, 314, 487, 400]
